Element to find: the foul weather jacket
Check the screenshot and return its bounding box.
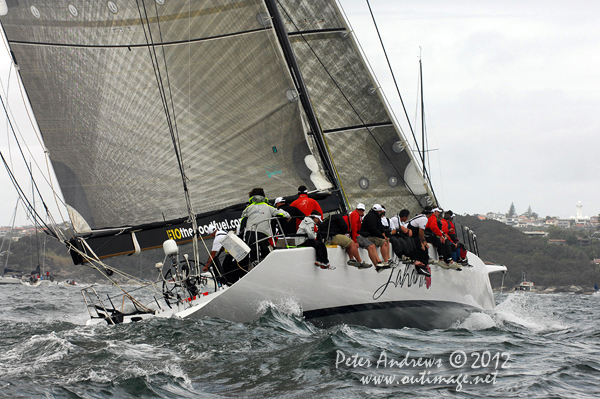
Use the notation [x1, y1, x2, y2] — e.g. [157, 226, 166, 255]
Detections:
[240, 195, 290, 237]
[349, 210, 362, 243]
[290, 194, 323, 218]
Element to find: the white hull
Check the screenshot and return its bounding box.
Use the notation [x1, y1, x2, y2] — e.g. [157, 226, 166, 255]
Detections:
[0, 276, 22, 285]
[183, 246, 503, 330]
[87, 246, 504, 329]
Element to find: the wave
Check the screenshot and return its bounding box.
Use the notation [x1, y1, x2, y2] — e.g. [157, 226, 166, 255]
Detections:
[492, 293, 569, 333]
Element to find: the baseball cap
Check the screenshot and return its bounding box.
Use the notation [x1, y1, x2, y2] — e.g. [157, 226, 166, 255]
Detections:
[372, 204, 384, 212]
[356, 203, 366, 210]
[274, 197, 285, 205]
[207, 225, 217, 235]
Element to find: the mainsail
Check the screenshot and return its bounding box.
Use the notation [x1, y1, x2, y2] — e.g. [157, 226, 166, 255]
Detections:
[1, 0, 434, 258]
[277, 0, 434, 213]
[0, 0, 336, 230]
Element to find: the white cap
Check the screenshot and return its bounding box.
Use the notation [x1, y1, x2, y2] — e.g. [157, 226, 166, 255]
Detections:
[356, 203, 366, 210]
[372, 204, 384, 212]
[312, 214, 322, 221]
[207, 225, 217, 235]
[432, 207, 443, 213]
[274, 197, 285, 205]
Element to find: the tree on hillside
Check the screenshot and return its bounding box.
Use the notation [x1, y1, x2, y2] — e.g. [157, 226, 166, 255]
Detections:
[455, 215, 598, 289]
[507, 202, 516, 217]
[525, 205, 532, 217]
[565, 234, 577, 246]
[547, 226, 564, 239]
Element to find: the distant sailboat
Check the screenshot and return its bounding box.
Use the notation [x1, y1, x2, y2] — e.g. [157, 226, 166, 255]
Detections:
[0, 0, 506, 328]
[513, 272, 537, 293]
[0, 200, 21, 285]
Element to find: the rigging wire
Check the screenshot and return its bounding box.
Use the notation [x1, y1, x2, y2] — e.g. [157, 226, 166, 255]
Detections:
[135, 0, 209, 276]
[0, 31, 72, 240]
[0, 150, 57, 239]
[365, 0, 438, 204]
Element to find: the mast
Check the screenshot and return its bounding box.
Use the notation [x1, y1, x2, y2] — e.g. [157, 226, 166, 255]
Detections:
[263, 0, 347, 213]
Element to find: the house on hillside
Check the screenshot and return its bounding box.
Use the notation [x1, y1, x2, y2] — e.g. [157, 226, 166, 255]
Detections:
[523, 231, 547, 236]
[577, 237, 590, 246]
[486, 212, 507, 223]
[548, 239, 567, 246]
[557, 220, 571, 229]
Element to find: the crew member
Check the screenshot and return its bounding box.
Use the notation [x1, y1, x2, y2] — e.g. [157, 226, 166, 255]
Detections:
[320, 213, 371, 269]
[290, 185, 323, 218]
[240, 188, 291, 263]
[358, 204, 391, 270]
[407, 208, 433, 277]
[426, 207, 456, 268]
[350, 203, 381, 267]
[297, 211, 333, 269]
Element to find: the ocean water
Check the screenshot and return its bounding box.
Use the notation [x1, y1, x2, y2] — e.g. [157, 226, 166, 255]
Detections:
[0, 284, 599, 398]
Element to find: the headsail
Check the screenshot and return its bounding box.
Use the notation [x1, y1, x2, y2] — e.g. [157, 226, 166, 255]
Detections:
[276, 0, 435, 213]
[0, 0, 337, 233]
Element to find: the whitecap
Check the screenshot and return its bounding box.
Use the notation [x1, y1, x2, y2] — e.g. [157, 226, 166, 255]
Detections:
[453, 312, 497, 330]
[492, 293, 569, 332]
[0, 331, 74, 376]
[255, 298, 302, 317]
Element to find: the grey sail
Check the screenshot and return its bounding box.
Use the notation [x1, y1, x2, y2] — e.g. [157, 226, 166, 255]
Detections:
[277, 0, 435, 214]
[0, 0, 332, 231]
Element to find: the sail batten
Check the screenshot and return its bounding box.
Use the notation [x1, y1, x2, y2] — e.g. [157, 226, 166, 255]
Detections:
[6, 27, 273, 49]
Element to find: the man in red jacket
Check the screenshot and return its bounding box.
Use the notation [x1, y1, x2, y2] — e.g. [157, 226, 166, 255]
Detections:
[441, 210, 459, 262]
[426, 207, 457, 269]
[349, 203, 365, 243]
[348, 203, 380, 267]
[290, 185, 323, 218]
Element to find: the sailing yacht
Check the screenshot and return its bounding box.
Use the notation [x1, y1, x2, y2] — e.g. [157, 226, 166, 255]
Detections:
[513, 272, 537, 293]
[0, 0, 506, 328]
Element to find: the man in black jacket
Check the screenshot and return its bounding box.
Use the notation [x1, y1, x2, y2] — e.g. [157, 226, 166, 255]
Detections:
[320, 213, 371, 269]
[358, 204, 391, 268]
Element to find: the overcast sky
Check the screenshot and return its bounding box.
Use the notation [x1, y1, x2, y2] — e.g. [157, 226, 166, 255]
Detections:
[1, 0, 599, 226]
[341, 0, 600, 220]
